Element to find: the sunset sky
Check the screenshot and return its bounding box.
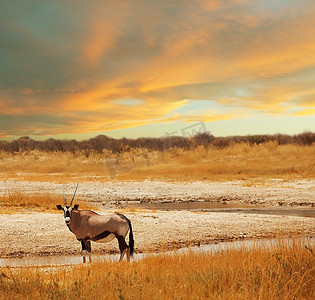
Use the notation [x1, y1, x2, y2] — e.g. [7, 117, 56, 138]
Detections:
[1, 0, 314, 140]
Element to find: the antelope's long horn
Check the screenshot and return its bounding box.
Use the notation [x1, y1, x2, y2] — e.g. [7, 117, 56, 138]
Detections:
[70, 183, 79, 206]
[63, 185, 67, 206]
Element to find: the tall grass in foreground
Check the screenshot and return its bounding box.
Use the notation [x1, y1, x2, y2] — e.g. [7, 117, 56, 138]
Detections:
[0, 142, 314, 181]
[1, 240, 314, 299]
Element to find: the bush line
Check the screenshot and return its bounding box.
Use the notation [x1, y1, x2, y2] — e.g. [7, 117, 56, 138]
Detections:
[0, 131, 314, 155]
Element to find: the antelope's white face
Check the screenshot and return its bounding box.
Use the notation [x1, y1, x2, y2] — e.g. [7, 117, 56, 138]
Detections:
[57, 183, 80, 224]
[56, 204, 79, 224]
[64, 206, 72, 224]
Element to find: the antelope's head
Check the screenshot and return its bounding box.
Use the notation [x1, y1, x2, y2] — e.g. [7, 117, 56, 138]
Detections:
[56, 184, 79, 224]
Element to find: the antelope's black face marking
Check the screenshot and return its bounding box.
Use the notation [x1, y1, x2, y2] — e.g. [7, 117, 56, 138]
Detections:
[56, 204, 79, 224]
[64, 206, 72, 224]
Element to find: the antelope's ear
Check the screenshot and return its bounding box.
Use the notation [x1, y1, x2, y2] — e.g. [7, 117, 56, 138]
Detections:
[73, 204, 79, 210]
[56, 205, 63, 210]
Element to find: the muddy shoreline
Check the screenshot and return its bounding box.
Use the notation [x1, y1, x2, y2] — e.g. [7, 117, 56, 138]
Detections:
[0, 179, 314, 258]
[1, 209, 314, 258]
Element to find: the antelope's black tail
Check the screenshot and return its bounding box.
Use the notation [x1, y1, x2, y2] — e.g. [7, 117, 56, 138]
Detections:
[126, 217, 134, 256]
[116, 213, 134, 256]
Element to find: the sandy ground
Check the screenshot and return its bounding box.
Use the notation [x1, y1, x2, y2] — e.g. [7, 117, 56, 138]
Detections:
[0, 179, 314, 257]
[0, 179, 314, 207]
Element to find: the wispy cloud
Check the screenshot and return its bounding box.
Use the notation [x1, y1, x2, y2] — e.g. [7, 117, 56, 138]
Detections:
[0, 0, 314, 138]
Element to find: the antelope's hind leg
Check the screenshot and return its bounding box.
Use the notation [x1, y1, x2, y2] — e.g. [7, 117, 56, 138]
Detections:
[126, 247, 130, 262]
[115, 234, 129, 262]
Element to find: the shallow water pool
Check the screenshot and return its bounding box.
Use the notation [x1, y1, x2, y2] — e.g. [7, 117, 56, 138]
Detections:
[1, 237, 313, 268]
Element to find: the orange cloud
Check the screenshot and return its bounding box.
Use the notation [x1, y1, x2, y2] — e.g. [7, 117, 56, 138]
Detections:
[292, 108, 315, 116]
[59, 0, 315, 116]
[2, 0, 315, 138]
[83, 21, 118, 65]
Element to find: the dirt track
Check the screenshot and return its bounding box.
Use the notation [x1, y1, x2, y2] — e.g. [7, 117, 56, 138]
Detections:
[0, 179, 314, 257]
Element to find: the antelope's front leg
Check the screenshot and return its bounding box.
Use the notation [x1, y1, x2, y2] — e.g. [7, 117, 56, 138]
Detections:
[80, 239, 92, 263]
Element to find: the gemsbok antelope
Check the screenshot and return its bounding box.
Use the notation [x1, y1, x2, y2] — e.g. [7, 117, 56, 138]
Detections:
[57, 184, 134, 262]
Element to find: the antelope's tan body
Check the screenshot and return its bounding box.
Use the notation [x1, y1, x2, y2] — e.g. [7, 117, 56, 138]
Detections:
[68, 210, 130, 243]
[57, 184, 134, 262]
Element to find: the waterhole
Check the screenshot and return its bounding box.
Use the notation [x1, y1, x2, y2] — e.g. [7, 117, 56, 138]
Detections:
[1, 237, 313, 268]
[130, 201, 315, 218]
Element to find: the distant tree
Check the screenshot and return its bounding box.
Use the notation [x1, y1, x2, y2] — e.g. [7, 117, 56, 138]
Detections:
[295, 131, 315, 145]
[193, 132, 215, 147]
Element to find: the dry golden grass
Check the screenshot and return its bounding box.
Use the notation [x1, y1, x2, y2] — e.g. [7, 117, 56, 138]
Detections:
[0, 142, 314, 182]
[0, 239, 314, 299]
[0, 191, 97, 213]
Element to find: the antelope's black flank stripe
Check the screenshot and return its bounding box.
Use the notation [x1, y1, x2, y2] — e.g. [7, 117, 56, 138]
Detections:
[91, 230, 112, 241]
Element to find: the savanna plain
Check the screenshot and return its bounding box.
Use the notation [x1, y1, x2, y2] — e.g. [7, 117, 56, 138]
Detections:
[0, 133, 314, 299]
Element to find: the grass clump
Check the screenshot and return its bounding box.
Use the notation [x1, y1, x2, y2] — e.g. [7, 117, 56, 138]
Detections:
[0, 239, 314, 299]
[0, 191, 97, 213]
